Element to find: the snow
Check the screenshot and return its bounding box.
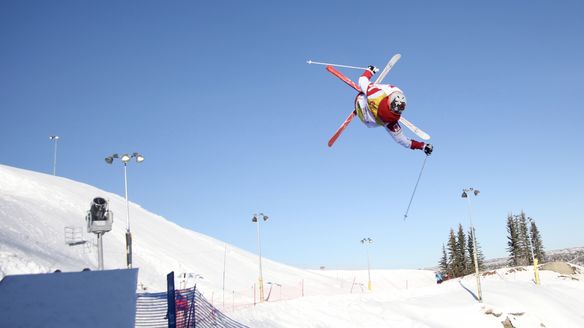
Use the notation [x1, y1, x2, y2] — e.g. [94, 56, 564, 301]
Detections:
[229, 269, 584, 327]
[1, 163, 584, 327]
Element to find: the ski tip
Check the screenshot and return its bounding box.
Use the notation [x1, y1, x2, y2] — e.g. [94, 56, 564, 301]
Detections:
[389, 54, 401, 62]
[306, 60, 312, 64]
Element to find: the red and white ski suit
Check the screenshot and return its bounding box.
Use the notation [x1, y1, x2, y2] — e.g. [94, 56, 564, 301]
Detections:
[355, 69, 425, 150]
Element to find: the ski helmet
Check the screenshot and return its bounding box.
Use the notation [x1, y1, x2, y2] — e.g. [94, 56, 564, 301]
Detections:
[389, 92, 407, 114]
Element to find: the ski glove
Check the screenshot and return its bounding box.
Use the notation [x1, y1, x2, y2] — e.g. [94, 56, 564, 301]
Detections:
[423, 143, 433, 156]
[368, 65, 379, 74]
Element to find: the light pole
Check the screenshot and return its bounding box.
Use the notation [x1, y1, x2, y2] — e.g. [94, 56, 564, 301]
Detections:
[461, 188, 482, 302]
[252, 213, 269, 302]
[105, 152, 144, 269]
[361, 237, 373, 291]
[49, 135, 59, 175]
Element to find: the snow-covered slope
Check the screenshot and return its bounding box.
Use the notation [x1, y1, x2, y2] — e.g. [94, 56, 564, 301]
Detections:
[2, 164, 584, 327]
[231, 268, 584, 327]
[0, 164, 347, 298]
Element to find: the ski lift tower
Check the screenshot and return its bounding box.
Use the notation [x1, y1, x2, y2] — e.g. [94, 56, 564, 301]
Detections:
[86, 197, 113, 270]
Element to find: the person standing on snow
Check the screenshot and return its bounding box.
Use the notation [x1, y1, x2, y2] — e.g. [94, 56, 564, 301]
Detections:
[435, 272, 444, 284]
[355, 65, 433, 155]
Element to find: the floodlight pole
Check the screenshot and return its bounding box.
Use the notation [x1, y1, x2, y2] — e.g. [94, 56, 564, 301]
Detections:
[253, 213, 268, 302]
[361, 238, 373, 291]
[123, 162, 132, 269]
[462, 188, 482, 302]
[105, 152, 144, 269]
[49, 136, 59, 176]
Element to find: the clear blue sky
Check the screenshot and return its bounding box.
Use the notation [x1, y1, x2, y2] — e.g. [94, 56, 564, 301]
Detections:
[1, 0, 583, 269]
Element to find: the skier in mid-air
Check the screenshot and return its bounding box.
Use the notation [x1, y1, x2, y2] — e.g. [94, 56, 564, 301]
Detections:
[355, 65, 433, 155]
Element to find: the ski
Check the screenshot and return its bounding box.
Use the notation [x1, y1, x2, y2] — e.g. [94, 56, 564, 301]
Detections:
[326, 66, 360, 92]
[328, 111, 356, 147]
[374, 53, 401, 84]
[326, 57, 431, 142]
[325, 65, 360, 147]
[400, 116, 431, 140]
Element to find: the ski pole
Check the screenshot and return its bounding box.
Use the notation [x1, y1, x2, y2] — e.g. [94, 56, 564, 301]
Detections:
[403, 155, 429, 221]
[306, 60, 368, 70]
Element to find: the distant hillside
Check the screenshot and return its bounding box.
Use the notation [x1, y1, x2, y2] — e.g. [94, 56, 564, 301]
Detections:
[483, 246, 584, 270]
[425, 246, 584, 271]
[543, 247, 584, 266]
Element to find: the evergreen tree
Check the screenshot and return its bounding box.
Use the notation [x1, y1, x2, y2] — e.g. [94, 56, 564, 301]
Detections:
[467, 228, 475, 272]
[516, 212, 531, 265]
[447, 228, 461, 277]
[529, 218, 546, 263]
[467, 227, 486, 272]
[475, 232, 486, 271]
[506, 213, 520, 266]
[456, 224, 469, 275]
[439, 244, 449, 275]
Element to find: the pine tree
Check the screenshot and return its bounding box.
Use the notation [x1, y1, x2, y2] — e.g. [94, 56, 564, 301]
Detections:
[447, 228, 461, 277]
[529, 218, 546, 263]
[467, 227, 486, 272]
[516, 212, 531, 265]
[456, 224, 469, 275]
[439, 244, 449, 275]
[506, 213, 520, 266]
[467, 228, 475, 273]
[475, 233, 486, 271]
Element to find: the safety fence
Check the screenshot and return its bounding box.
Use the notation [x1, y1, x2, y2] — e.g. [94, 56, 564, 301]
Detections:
[135, 286, 248, 328]
[205, 277, 385, 314]
[208, 275, 404, 314]
[135, 272, 391, 326]
[204, 281, 305, 313]
[136, 291, 168, 327]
